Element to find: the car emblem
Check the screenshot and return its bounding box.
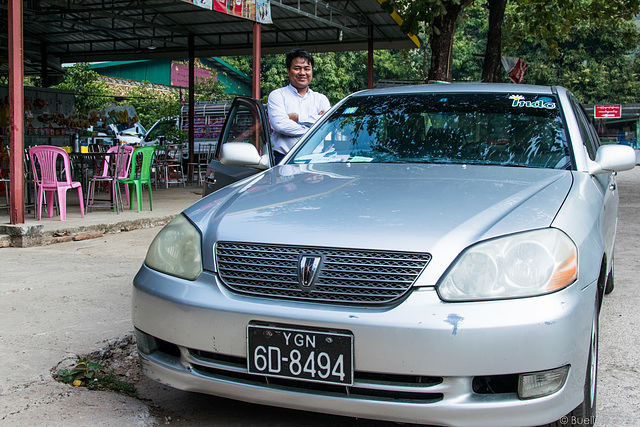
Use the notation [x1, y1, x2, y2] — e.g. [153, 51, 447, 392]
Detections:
[299, 255, 322, 289]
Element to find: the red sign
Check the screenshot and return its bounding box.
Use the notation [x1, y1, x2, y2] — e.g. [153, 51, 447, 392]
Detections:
[594, 105, 622, 119]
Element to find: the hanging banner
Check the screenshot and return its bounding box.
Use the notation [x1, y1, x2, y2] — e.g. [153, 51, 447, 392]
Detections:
[211, 0, 272, 23]
[183, 0, 213, 10]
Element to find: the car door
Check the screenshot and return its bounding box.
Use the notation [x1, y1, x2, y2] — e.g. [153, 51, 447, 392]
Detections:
[202, 97, 272, 196]
[571, 96, 619, 258]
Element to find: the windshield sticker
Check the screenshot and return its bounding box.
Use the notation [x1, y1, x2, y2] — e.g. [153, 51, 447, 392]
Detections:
[343, 107, 359, 115]
[509, 94, 556, 110]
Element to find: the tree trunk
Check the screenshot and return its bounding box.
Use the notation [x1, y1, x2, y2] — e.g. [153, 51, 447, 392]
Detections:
[482, 0, 508, 82]
[427, 0, 474, 82]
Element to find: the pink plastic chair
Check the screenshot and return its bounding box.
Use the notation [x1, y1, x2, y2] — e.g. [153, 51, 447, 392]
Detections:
[93, 145, 134, 203]
[29, 145, 85, 221]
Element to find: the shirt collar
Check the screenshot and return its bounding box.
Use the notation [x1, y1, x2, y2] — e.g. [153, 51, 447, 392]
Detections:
[287, 83, 314, 98]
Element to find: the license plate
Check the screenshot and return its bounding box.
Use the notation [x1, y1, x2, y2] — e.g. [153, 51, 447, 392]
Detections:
[247, 324, 354, 386]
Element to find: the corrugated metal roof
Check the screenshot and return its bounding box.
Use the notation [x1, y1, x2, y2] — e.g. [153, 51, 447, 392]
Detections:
[211, 57, 250, 80]
[0, 0, 419, 79]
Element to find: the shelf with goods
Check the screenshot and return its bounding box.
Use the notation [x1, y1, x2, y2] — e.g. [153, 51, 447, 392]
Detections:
[1, 85, 81, 151]
[1, 128, 76, 152]
[25, 134, 75, 150]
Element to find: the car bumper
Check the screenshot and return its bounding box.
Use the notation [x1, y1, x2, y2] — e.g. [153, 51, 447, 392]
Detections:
[132, 265, 595, 427]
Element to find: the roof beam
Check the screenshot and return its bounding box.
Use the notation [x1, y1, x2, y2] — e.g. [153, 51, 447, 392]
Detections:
[270, 1, 367, 37]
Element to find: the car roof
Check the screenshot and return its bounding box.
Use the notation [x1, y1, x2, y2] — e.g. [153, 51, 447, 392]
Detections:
[349, 83, 564, 98]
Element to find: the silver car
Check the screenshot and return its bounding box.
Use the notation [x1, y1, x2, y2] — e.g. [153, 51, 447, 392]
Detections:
[132, 84, 636, 427]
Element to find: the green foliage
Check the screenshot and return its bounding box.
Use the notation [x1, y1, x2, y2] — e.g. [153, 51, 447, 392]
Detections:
[193, 76, 234, 102]
[55, 358, 137, 397]
[512, 16, 640, 103]
[221, 50, 426, 104]
[57, 358, 104, 385]
[201, 1, 640, 103]
[382, 0, 475, 81]
[380, 0, 471, 37]
[162, 126, 188, 148]
[121, 82, 181, 129]
[90, 372, 137, 396]
[312, 52, 365, 103]
[452, 4, 488, 81]
[505, 0, 640, 57]
[53, 63, 113, 114]
[260, 54, 288, 102]
[24, 76, 42, 87]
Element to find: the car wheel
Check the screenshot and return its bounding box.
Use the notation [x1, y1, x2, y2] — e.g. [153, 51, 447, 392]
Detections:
[604, 259, 614, 294]
[543, 301, 598, 427]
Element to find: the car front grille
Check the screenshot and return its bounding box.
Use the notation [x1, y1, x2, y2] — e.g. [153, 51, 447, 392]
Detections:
[215, 242, 432, 304]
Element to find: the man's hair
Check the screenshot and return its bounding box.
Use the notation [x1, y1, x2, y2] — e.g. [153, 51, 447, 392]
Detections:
[286, 49, 314, 69]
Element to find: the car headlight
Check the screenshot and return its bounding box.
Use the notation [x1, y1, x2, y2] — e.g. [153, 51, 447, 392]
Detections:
[437, 228, 577, 301]
[145, 214, 203, 280]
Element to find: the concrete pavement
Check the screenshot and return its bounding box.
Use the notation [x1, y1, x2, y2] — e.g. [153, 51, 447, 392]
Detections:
[0, 183, 202, 426]
[0, 184, 203, 247]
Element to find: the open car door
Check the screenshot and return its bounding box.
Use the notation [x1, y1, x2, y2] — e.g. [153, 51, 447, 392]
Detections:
[202, 97, 272, 196]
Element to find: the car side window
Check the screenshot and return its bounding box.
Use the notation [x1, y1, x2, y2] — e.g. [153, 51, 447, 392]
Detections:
[570, 96, 599, 160]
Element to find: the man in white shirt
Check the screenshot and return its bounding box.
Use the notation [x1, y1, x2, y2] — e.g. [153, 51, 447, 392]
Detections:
[268, 49, 331, 164]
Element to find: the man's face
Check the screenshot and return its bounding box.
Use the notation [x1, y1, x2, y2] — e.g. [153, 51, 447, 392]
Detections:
[287, 57, 313, 91]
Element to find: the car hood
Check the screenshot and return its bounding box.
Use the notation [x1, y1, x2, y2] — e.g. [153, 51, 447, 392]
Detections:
[187, 163, 573, 278]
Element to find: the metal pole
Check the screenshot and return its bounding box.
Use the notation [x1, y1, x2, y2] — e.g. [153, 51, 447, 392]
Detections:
[188, 33, 195, 174]
[9, 0, 25, 224]
[252, 22, 261, 100]
[40, 41, 49, 87]
[368, 24, 374, 89]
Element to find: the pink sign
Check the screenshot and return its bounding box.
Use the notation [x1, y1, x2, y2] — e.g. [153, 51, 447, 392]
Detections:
[171, 63, 215, 87]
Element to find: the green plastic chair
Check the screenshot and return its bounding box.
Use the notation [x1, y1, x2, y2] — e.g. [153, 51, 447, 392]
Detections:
[118, 146, 155, 211]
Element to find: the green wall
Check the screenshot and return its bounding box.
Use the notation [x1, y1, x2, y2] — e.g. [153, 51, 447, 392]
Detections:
[89, 58, 251, 96]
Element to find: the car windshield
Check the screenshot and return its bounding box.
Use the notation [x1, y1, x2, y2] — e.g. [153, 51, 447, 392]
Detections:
[290, 92, 572, 169]
[147, 120, 176, 140]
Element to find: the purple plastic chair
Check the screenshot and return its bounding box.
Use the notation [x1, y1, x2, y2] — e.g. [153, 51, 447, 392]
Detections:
[92, 145, 134, 204]
[29, 145, 85, 221]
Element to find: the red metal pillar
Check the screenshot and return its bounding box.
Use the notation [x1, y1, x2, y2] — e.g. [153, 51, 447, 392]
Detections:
[9, 0, 25, 224]
[368, 24, 374, 89]
[188, 33, 195, 169]
[252, 22, 261, 100]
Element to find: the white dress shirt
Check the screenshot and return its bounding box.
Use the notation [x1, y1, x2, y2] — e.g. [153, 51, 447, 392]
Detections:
[267, 84, 331, 155]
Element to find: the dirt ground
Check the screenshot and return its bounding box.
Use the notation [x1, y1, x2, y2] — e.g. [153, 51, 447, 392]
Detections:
[51, 334, 172, 423]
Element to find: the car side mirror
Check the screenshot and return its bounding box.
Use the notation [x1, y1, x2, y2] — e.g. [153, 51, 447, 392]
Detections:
[588, 144, 637, 175]
[220, 142, 269, 170]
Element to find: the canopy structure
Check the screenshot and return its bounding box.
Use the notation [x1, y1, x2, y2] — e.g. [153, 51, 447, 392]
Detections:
[2, 0, 419, 224]
[1, 0, 418, 83]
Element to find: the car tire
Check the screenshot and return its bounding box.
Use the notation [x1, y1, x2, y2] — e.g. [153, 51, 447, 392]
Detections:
[543, 300, 598, 427]
[604, 260, 614, 294]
